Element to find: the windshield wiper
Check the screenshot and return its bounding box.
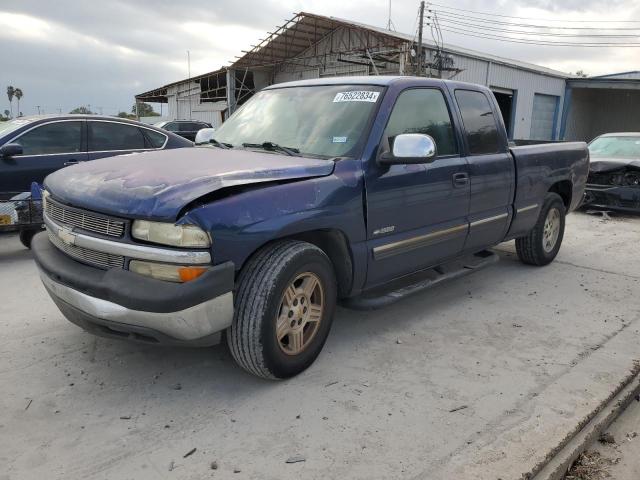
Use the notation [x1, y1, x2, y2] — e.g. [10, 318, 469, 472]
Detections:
[242, 141, 300, 156]
[209, 138, 233, 149]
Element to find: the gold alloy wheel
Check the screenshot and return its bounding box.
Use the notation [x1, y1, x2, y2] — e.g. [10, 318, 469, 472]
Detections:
[276, 272, 324, 356]
[542, 207, 561, 253]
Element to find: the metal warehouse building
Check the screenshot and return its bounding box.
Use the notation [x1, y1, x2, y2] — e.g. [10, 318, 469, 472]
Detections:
[136, 11, 626, 142]
[561, 71, 640, 141]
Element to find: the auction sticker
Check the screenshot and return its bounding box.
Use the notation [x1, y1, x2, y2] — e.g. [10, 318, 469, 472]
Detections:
[333, 91, 380, 103]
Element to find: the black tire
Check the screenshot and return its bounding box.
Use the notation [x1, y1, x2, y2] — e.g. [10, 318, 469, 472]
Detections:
[227, 240, 337, 379]
[515, 192, 566, 266]
[19, 228, 38, 249]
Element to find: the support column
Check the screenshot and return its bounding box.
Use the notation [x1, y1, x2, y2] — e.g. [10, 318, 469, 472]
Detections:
[226, 69, 236, 118]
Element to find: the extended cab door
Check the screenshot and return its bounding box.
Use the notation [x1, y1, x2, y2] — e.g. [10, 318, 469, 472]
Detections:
[364, 88, 470, 287]
[453, 89, 515, 252]
[0, 119, 87, 194]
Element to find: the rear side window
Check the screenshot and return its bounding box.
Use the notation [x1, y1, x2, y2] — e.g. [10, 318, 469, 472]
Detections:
[179, 122, 203, 131]
[384, 89, 457, 156]
[144, 129, 167, 148]
[14, 121, 82, 155]
[89, 122, 146, 151]
[455, 90, 501, 155]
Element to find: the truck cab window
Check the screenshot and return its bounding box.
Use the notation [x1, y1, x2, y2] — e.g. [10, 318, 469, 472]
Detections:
[14, 121, 82, 155]
[454, 90, 501, 155]
[384, 89, 457, 156]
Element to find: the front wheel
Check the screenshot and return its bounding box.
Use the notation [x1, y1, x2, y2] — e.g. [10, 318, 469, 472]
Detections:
[515, 192, 566, 266]
[227, 240, 337, 379]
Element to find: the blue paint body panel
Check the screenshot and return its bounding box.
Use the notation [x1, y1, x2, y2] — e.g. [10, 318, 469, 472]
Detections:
[40, 77, 590, 296]
[45, 147, 336, 221]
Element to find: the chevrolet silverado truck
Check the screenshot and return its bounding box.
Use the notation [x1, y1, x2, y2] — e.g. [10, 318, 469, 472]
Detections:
[31, 77, 589, 379]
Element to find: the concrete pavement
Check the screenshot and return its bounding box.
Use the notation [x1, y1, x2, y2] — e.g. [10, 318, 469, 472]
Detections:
[1, 211, 639, 480]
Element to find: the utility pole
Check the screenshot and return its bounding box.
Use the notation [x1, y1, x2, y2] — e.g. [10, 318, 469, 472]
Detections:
[36, 105, 41, 115]
[417, 1, 425, 76]
[386, 0, 395, 31]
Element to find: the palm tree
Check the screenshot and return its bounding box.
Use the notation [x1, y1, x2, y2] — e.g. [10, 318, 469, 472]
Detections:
[7, 86, 14, 118]
[14, 88, 23, 117]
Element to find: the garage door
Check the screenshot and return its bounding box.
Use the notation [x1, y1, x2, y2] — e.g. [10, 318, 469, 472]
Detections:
[530, 93, 558, 140]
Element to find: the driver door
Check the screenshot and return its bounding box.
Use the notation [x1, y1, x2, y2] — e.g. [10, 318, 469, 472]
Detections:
[364, 88, 470, 287]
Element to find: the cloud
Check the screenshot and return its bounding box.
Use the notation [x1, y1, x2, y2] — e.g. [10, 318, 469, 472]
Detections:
[1, 0, 638, 115]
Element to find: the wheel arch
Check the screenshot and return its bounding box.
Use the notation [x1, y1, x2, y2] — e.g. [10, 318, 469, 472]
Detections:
[238, 229, 355, 299]
[548, 180, 572, 210]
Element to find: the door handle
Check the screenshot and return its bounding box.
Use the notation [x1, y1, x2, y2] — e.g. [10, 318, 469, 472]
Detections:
[63, 160, 80, 166]
[452, 172, 469, 187]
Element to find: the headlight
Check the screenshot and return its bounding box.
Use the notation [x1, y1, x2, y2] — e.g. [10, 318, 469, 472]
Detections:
[131, 220, 211, 248]
[129, 260, 208, 283]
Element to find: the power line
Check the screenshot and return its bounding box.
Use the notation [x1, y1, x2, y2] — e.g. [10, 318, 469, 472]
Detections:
[430, 10, 640, 31]
[427, 2, 640, 23]
[430, 16, 640, 38]
[437, 25, 640, 47]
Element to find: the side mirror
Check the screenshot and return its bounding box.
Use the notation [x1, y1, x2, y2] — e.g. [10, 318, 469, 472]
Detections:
[0, 143, 23, 158]
[194, 127, 216, 145]
[379, 133, 437, 165]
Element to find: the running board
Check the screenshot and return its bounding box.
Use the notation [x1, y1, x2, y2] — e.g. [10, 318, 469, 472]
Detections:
[341, 250, 499, 311]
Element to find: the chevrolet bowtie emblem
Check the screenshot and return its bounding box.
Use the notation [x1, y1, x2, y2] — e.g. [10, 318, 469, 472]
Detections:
[57, 226, 76, 246]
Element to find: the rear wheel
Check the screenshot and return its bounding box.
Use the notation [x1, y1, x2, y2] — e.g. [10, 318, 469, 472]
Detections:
[516, 193, 566, 266]
[227, 240, 337, 379]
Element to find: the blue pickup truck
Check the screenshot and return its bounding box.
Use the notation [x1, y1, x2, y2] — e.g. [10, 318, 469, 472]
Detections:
[31, 77, 589, 379]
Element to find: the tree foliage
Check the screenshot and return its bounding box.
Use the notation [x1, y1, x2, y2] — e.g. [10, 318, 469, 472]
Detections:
[69, 106, 94, 114]
[132, 102, 159, 117]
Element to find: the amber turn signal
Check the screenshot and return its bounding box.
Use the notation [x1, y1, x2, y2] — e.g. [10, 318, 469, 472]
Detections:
[178, 266, 208, 282]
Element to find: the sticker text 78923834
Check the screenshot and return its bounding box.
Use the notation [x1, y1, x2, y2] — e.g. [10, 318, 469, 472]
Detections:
[333, 91, 380, 103]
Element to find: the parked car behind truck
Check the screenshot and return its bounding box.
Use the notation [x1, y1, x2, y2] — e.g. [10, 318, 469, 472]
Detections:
[154, 120, 212, 141]
[583, 132, 640, 212]
[31, 77, 589, 379]
[0, 115, 193, 247]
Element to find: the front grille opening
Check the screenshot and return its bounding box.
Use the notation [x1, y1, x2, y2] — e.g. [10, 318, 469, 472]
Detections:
[46, 198, 125, 238]
[47, 229, 124, 270]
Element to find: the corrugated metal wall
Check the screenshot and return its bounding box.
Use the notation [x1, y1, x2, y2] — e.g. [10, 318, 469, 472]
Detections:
[449, 57, 565, 140]
[269, 28, 566, 140]
[165, 83, 224, 127]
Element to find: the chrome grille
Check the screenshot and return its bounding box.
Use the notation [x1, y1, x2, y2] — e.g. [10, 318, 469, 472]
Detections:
[47, 229, 125, 269]
[45, 198, 125, 237]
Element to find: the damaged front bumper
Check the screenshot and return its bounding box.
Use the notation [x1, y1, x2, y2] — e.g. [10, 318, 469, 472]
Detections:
[583, 184, 640, 213]
[31, 232, 235, 346]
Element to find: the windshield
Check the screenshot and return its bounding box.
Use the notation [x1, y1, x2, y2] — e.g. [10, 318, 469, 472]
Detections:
[213, 85, 384, 158]
[0, 118, 35, 138]
[589, 135, 640, 158]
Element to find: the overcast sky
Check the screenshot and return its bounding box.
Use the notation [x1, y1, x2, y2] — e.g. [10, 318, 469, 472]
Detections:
[1, 0, 638, 116]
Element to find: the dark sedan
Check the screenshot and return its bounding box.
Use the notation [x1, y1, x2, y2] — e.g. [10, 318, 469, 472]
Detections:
[583, 132, 640, 213]
[154, 120, 212, 141]
[0, 115, 193, 246]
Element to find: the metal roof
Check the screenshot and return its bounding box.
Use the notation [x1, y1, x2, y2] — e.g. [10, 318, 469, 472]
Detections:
[135, 67, 228, 103]
[232, 11, 570, 79]
[135, 11, 570, 101]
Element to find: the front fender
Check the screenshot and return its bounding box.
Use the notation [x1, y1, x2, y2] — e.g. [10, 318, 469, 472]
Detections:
[180, 159, 365, 272]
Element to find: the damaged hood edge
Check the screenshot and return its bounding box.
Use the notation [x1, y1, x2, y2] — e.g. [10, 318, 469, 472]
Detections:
[589, 157, 640, 173]
[44, 147, 336, 221]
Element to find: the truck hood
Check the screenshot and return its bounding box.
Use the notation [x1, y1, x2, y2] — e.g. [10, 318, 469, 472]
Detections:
[44, 147, 335, 221]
